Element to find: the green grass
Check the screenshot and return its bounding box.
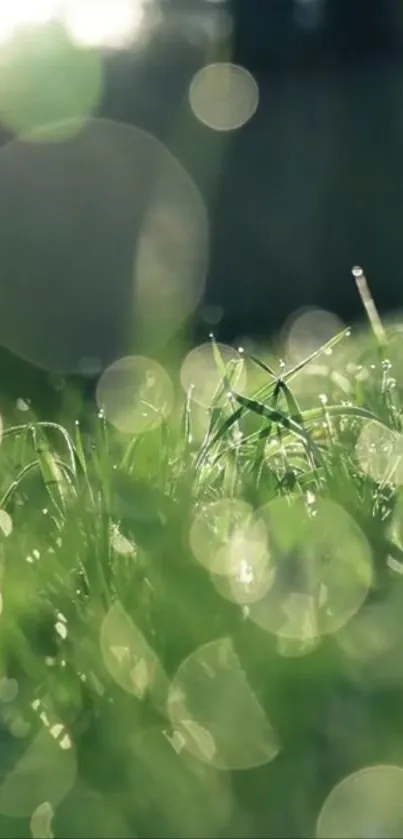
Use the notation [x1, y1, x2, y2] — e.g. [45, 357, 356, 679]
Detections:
[1, 290, 403, 836]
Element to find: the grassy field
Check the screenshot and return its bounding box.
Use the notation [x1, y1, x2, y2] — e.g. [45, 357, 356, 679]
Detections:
[1, 277, 403, 837]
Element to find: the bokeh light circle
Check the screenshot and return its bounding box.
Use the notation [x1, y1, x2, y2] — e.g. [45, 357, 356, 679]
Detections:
[189, 499, 266, 575]
[0, 119, 208, 373]
[30, 802, 55, 839]
[189, 62, 259, 131]
[168, 637, 279, 771]
[249, 496, 373, 643]
[190, 498, 273, 604]
[96, 355, 174, 434]
[283, 307, 344, 366]
[0, 23, 101, 140]
[101, 601, 168, 713]
[180, 343, 246, 408]
[356, 420, 403, 486]
[317, 765, 403, 838]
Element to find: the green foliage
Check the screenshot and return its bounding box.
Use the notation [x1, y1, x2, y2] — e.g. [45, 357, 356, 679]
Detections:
[1, 316, 403, 837]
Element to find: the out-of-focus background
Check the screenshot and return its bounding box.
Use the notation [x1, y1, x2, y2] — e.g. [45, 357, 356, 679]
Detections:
[0, 0, 402, 399]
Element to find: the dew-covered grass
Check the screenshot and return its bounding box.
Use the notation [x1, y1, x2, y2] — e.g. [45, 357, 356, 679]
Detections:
[1, 278, 403, 837]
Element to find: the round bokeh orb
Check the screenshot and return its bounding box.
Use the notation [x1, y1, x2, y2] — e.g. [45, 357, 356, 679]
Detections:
[0, 118, 208, 373]
[249, 496, 373, 643]
[180, 342, 246, 408]
[317, 764, 403, 838]
[189, 62, 259, 131]
[96, 355, 174, 434]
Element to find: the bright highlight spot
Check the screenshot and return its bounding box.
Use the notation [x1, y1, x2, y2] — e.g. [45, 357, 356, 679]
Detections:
[0, 728, 76, 817]
[0, 510, 12, 537]
[101, 600, 168, 712]
[96, 355, 174, 435]
[168, 637, 279, 770]
[110, 524, 136, 556]
[180, 343, 246, 408]
[356, 420, 403, 486]
[189, 62, 259, 131]
[62, 0, 146, 49]
[0, 0, 57, 42]
[317, 764, 403, 838]
[249, 497, 372, 646]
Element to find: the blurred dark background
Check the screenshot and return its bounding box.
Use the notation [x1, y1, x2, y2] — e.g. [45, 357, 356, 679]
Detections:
[1, 0, 403, 410]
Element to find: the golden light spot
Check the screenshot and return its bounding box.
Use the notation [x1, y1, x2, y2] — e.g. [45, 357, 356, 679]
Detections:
[356, 420, 403, 486]
[249, 497, 372, 647]
[100, 600, 168, 713]
[189, 62, 259, 131]
[0, 23, 102, 141]
[96, 355, 174, 435]
[0, 728, 76, 817]
[167, 637, 279, 770]
[180, 343, 246, 408]
[317, 764, 403, 838]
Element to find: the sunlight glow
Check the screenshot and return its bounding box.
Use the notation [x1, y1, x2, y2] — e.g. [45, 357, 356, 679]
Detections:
[168, 637, 280, 770]
[62, 0, 147, 48]
[0, 0, 149, 49]
[0, 0, 57, 43]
